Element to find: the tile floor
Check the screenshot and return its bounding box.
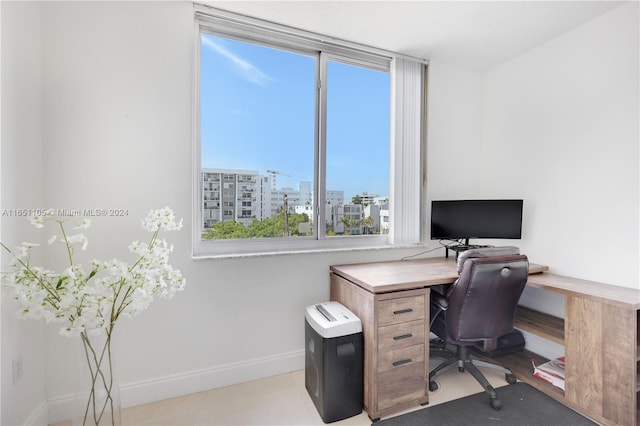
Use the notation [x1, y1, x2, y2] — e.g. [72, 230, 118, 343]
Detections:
[51, 362, 510, 425]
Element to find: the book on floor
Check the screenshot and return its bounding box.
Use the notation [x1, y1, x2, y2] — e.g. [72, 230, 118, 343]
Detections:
[532, 356, 565, 391]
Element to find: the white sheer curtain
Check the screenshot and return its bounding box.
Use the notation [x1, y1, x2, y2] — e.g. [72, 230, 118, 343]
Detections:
[389, 58, 426, 245]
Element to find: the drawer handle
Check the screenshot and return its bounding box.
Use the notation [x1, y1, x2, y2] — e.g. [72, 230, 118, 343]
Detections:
[393, 308, 413, 315]
[393, 333, 413, 340]
[393, 358, 413, 367]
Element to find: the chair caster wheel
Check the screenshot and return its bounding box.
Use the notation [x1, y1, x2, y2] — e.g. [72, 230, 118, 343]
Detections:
[429, 380, 439, 392]
[506, 373, 517, 384]
[490, 398, 502, 410]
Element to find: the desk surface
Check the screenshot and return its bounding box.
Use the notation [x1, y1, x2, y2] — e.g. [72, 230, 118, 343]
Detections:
[330, 257, 549, 294]
[526, 272, 640, 309]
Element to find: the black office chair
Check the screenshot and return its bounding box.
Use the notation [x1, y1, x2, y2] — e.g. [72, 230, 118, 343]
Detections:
[428, 246, 529, 410]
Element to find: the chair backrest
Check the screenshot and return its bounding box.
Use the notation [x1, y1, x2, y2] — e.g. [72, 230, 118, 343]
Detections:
[446, 249, 529, 350]
[455, 246, 521, 274]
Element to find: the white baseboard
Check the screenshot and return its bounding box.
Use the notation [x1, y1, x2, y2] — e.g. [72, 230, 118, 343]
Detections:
[43, 336, 564, 424]
[25, 400, 48, 426]
[47, 349, 305, 424]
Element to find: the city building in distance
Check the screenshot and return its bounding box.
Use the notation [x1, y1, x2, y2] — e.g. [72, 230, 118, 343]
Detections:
[201, 168, 388, 236]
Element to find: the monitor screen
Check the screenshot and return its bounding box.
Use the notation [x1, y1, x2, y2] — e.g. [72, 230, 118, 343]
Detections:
[430, 199, 523, 241]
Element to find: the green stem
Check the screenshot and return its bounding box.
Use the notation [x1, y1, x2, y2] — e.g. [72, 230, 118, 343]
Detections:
[108, 226, 160, 324]
[0, 242, 61, 305]
[127, 228, 160, 273]
[79, 328, 118, 425]
[57, 220, 74, 268]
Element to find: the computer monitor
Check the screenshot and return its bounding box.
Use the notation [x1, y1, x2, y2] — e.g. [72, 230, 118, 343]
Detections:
[430, 199, 523, 247]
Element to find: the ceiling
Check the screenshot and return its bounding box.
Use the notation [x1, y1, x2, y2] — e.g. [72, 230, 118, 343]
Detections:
[205, 1, 626, 71]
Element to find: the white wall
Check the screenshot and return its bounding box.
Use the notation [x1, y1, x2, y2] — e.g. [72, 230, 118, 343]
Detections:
[426, 62, 483, 200]
[1, 1, 637, 424]
[479, 1, 638, 338]
[427, 2, 638, 356]
[481, 1, 639, 292]
[1, 3, 48, 425]
[2, 2, 445, 424]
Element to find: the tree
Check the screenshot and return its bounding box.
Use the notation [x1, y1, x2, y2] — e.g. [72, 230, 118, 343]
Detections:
[362, 215, 375, 235]
[202, 212, 312, 239]
[340, 216, 352, 235]
[288, 212, 312, 236]
[202, 221, 249, 239]
[351, 195, 362, 204]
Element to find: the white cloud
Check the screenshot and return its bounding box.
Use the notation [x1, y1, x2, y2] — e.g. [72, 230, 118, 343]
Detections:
[202, 37, 275, 86]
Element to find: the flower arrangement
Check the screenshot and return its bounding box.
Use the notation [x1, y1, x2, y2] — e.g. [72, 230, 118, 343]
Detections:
[1, 207, 186, 425]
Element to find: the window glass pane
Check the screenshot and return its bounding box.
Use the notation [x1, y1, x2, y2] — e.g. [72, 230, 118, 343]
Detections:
[325, 61, 390, 236]
[200, 33, 316, 239]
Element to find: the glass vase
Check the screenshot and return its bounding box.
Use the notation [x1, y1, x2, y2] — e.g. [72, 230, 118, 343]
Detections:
[72, 329, 122, 426]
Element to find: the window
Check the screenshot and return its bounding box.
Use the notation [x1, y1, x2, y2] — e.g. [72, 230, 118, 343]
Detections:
[325, 60, 390, 237]
[194, 6, 426, 257]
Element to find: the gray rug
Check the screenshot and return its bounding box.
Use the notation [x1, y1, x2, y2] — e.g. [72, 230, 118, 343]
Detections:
[375, 383, 597, 426]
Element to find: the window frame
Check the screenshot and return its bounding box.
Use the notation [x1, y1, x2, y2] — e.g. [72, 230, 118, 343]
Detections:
[193, 5, 427, 258]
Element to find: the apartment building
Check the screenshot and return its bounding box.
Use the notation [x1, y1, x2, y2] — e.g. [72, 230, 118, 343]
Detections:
[201, 168, 267, 229]
[202, 169, 386, 234]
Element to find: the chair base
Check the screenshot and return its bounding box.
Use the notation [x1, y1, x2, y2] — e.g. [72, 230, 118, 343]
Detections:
[428, 343, 517, 410]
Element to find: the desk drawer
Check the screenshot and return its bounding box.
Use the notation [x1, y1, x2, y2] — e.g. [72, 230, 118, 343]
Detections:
[378, 319, 425, 352]
[377, 344, 424, 373]
[378, 295, 425, 326]
[377, 347, 426, 411]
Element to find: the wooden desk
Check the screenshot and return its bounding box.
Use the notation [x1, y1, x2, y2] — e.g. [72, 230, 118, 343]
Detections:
[331, 257, 548, 293]
[330, 257, 640, 425]
[514, 273, 640, 426]
[329, 257, 547, 420]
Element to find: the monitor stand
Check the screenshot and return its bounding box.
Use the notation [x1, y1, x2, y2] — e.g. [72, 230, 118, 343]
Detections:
[445, 241, 491, 259]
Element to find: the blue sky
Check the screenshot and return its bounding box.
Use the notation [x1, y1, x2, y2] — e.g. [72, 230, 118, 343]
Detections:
[200, 33, 390, 200]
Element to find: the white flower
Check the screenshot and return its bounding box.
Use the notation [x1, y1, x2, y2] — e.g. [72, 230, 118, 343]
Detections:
[18, 242, 40, 259]
[15, 245, 29, 260]
[1, 207, 186, 336]
[60, 326, 85, 338]
[141, 207, 183, 232]
[30, 216, 44, 229]
[63, 233, 88, 251]
[74, 218, 91, 230]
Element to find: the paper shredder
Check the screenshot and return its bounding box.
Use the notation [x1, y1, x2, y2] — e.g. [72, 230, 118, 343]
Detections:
[305, 301, 363, 423]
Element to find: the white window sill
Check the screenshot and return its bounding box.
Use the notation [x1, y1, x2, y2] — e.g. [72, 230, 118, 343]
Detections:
[191, 239, 422, 260]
